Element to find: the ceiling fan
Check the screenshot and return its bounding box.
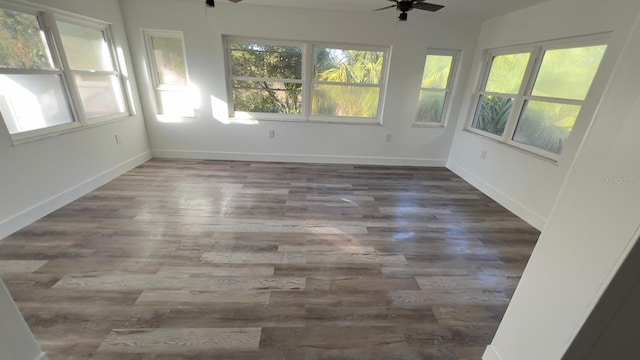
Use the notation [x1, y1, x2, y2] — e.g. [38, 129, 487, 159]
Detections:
[205, 0, 242, 7]
[374, 0, 444, 21]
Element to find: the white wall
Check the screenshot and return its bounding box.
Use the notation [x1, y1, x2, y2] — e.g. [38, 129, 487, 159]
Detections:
[483, 5, 640, 359]
[0, 280, 47, 360]
[0, 0, 151, 240]
[120, 0, 481, 166]
[447, 0, 640, 229]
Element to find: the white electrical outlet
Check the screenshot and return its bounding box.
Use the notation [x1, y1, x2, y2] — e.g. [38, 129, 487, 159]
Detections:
[385, 134, 392, 142]
[269, 130, 275, 138]
[480, 150, 487, 160]
[114, 134, 121, 144]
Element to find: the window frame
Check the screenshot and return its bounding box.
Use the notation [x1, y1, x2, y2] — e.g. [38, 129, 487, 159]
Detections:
[413, 48, 460, 127]
[223, 36, 390, 125]
[467, 35, 608, 161]
[142, 29, 194, 117]
[224, 37, 306, 121]
[54, 15, 130, 124]
[0, 0, 132, 144]
[308, 42, 389, 124]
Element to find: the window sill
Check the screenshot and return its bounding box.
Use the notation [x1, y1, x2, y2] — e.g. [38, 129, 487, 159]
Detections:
[462, 128, 560, 165]
[412, 122, 446, 128]
[10, 115, 136, 146]
[226, 116, 382, 126]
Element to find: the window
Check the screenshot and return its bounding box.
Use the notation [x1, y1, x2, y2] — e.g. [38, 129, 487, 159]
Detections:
[415, 50, 459, 125]
[57, 20, 126, 121]
[0, 4, 130, 142]
[143, 30, 194, 117]
[227, 40, 303, 118]
[470, 38, 607, 159]
[312, 46, 385, 119]
[0, 7, 75, 135]
[224, 37, 389, 124]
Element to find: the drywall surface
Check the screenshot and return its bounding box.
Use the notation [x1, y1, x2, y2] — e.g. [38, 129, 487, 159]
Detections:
[120, 0, 480, 166]
[0, 0, 151, 239]
[484, 4, 640, 359]
[447, 0, 640, 229]
[0, 279, 46, 360]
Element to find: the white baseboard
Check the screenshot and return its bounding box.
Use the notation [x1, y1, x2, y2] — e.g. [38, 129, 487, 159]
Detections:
[0, 151, 152, 240]
[447, 161, 546, 230]
[151, 149, 447, 167]
[483, 345, 502, 360]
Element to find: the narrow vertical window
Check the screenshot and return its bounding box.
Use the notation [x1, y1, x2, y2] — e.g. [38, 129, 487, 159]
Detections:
[415, 50, 458, 125]
[144, 30, 193, 117]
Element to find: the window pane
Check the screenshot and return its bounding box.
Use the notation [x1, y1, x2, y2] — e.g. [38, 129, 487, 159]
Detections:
[57, 21, 113, 71]
[513, 101, 581, 154]
[314, 48, 384, 85]
[312, 85, 380, 118]
[0, 8, 54, 69]
[74, 74, 125, 119]
[0, 74, 74, 133]
[421, 55, 453, 89]
[151, 36, 187, 85]
[416, 90, 446, 123]
[472, 95, 513, 136]
[233, 80, 302, 114]
[230, 43, 302, 80]
[532, 45, 607, 101]
[485, 53, 530, 94]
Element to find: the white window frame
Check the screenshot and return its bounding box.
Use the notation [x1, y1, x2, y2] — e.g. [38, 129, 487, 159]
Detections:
[223, 36, 390, 125]
[308, 43, 389, 124]
[467, 35, 608, 161]
[413, 48, 460, 127]
[142, 29, 193, 117]
[224, 37, 306, 121]
[0, 0, 132, 144]
[54, 15, 130, 124]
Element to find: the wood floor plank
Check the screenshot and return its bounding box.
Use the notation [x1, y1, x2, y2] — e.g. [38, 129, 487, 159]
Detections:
[97, 328, 261, 353]
[0, 260, 47, 274]
[53, 274, 305, 291]
[135, 290, 270, 305]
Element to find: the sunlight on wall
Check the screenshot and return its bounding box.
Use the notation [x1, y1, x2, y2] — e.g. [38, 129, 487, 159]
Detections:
[210, 95, 259, 125]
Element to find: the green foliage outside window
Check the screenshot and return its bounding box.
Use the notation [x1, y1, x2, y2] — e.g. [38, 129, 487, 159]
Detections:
[0, 8, 52, 69]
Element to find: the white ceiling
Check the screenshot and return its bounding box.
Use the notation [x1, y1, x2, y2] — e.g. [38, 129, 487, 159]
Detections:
[221, 0, 551, 21]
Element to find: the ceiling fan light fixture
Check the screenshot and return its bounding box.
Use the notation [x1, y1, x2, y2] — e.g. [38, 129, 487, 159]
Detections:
[398, 12, 408, 21]
[205, 0, 215, 7]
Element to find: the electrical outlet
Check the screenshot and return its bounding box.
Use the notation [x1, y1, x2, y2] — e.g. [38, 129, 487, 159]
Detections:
[385, 134, 392, 142]
[480, 150, 487, 160]
[269, 130, 275, 138]
[114, 134, 121, 144]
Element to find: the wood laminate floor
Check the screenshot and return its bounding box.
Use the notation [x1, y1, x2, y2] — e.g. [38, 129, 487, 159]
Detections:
[0, 160, 540, 359]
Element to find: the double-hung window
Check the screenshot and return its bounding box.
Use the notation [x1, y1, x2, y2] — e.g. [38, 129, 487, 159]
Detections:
[470, 37, 607, 159]
[227, 40, 304, 119]
[0, 3, 130, 142]
[0, 6, 75, 136]
[143, 30, 194, 117]
[311, 46, 386, 121]
[224, 37, 389, 124]
[57, 20, 127, 122]
[415, 49, 459, 125]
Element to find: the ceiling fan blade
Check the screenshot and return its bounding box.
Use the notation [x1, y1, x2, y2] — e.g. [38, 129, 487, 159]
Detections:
[414, 2, 444, 12]
[373, 4, 397, 11]
[228, 0, 242, 2]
